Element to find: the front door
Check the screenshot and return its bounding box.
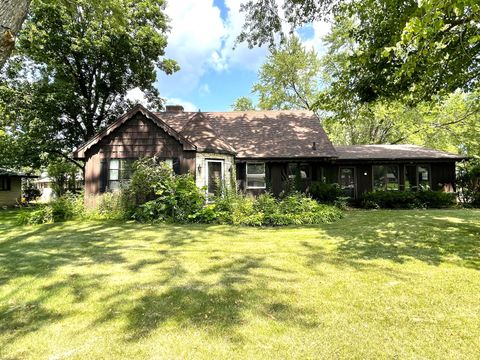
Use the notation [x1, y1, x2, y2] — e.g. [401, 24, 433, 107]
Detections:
[339, 167, 355, 198]
[206, 160, 224, 197]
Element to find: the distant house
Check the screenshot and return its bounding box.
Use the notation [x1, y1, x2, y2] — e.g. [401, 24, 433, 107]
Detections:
[0, 168, 32, 206]
[73, 105, 466, 204]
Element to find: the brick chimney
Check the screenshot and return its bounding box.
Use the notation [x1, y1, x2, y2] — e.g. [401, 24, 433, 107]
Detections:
[165, 105, 184, 112]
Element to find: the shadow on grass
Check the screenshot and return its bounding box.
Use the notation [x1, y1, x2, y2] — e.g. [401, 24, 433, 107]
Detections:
[317, 210, 480, 270]
[123, 255, 316, 341]
[1, 209, 479, 348]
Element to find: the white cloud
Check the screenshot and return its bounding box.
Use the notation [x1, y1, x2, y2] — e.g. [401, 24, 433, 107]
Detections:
[156, 0, 226, 95]
[126, 87, 148, 106]
[210, 0, 269, 72]
[155, 0, 331, 101]
[126, 88, 198, 112]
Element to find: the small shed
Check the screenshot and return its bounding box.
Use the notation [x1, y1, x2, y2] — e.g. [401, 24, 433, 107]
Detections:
[0, 168, 31, 206]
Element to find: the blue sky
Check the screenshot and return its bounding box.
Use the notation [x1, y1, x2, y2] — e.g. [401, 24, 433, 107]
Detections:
[128, 0, 330, 111]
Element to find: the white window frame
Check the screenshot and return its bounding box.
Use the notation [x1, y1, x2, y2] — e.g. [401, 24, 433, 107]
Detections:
[205, 159, 225, 195]
[246, 162, 266, 190]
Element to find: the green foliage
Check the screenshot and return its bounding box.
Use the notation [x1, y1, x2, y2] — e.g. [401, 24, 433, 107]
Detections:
[18, 206, 54, 225]
[122, 157, 173, 212]
[239, 0, 480, 103]
[0, 0, 177, 169]
[308, 182, 344, 203]
[18, 193, 84, 224]
[124, 158, 206, 223]
[231, 96, 256, 111]
[252, 36, 321, 111]
[196, 191, 343, 226]
[95, 192, 126, 220]
[360, 190, 456, 209]
[457, 159, 480, 207]
[47, 158, 79, 197]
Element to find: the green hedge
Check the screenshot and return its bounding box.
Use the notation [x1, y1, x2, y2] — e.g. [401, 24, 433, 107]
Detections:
[360, 190, 456, 209]
[308, 182, 344, 203]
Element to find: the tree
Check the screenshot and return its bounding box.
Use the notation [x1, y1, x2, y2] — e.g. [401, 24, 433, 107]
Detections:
[0, 0, 178, 170]
[231, 96, 256, 111]
[252, 36, 321, 111]
[0, 0, 31, 69]
[239, 0, 480, 103]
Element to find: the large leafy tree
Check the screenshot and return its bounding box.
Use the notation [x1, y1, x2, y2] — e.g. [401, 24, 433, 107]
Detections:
[239, 0, 480, 103]
[231, 36, 321, 112]
[253, 36, 321, 111]
[0, 0, 178, 169]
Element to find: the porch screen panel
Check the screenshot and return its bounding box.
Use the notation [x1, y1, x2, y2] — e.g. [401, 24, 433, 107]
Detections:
[373, 165, 399, 191]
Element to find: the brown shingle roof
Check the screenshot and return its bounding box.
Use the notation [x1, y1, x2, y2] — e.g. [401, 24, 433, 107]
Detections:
[157, 110, 337, 159]
[180, 113, 236, 154]
[335, 144, 466, 160]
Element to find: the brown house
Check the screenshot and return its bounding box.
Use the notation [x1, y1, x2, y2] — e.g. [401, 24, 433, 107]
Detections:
[73, 105, 465, 204]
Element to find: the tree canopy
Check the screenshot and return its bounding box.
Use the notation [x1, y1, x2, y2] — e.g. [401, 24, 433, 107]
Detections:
[0, 0, 178, 169]
[239, 0, 480, 103]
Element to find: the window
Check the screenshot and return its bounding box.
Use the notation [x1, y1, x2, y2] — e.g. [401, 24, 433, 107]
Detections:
[339, 167, 355, 197]
[288, 163, 310, 180]
[0, 176, 10, 191]
[404, 165, 431, 191]
[418, 166, 430, 190]
[373, 165, 399, 191]
[108, 159, 134, 190]
[246, 162, 266, 189]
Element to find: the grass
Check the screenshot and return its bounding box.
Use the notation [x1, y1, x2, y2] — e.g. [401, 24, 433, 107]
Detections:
[0, 209, 479, 359]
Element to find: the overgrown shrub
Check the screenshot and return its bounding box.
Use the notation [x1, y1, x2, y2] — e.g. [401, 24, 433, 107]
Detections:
[95, 191, 125, 219]
[18, 193, 84, 225]
[126, 159, 206, 223]
[90, 157, 342, 226]
[309, 182, 344, 203]
[197, 191, 343, 226]
[457, 159, 480, 207]
[359, 190, 455, 209]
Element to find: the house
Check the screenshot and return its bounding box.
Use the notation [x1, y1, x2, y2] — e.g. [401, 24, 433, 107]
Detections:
[73, 105, 466, 205]
[0, 168, 33, 206]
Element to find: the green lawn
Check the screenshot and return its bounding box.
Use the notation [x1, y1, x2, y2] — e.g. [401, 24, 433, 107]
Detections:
[1, 209, 479, 359]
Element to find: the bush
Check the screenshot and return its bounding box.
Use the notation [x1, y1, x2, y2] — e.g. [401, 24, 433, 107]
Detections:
[205, 191, 343, 226]
[19, 206, 54, 225]
[96, 157, 342, 226]
[457, 160, 480, 207]
[93, 191, 126, 219]
[128, 162, 206, 223]
[309, 182, 344, 203]
[18, 193, 84, 225]
[416, 190, 456, 208]
[359, 190, 456, 209]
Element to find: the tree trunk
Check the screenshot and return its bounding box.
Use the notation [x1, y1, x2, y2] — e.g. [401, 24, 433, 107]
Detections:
[0, 0, 31, 69]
